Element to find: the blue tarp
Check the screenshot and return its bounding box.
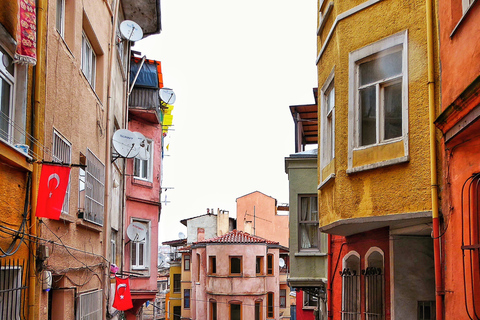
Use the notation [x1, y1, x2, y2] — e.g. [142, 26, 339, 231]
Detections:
[130, 60, 159, 89]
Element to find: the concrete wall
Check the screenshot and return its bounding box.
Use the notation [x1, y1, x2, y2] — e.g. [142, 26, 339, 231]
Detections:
[186, 215, 218, 243]
[236, 191, 289, 247]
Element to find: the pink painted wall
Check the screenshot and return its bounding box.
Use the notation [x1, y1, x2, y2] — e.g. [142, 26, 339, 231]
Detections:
[192, 243, 280, 319]
[236, 191, 289, 247]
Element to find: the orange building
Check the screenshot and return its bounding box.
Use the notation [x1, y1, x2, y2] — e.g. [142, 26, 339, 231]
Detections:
[435, 0, 480, 319]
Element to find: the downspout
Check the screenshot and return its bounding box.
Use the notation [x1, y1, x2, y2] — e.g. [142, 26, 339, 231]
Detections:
[30, 0, 47, 318]
[327, 234, 333, 319]
[426, 0, 443, 319]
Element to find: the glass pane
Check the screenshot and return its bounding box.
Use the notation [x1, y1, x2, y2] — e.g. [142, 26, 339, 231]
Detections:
[383, 82, 402, 140]
[359, 50, 402, 85]
[360, 86, 376, 146]
[142, 159, 148, 179]
[139, 242, 144, 265]
[231, 257, 241, 274]
[0, 78, 11, 141]
[131, 244, 137, 266]
[56, 0, 64, 35]
[300, 197, 308, 221]
[300, 223, 318, 249]
[231, 304, 241, 320]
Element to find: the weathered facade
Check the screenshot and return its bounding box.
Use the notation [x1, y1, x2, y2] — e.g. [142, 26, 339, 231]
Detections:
[435, 0, 480, 319]
[315, 0, 441, 319]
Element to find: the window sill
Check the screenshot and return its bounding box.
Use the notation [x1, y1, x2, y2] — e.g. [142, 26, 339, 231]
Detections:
[76, 218, 103, 232]
[132, 178, 153, 188]
[59, 213, 75, 223]
[450, 0, 478, 38]
[294, 252, 327, 257]
[318, 173, 335, 190]
[0, 141, 33, 171]
[347, 155, 409, 174]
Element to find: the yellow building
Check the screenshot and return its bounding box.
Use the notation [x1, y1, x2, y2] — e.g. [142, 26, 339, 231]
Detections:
[167, 263, 182, 320]
[0, 1, 45, 319]
[315, 0, 441, 318]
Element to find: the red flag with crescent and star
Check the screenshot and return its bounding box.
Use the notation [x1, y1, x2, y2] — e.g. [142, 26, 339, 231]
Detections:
[113, 276, 133, 311]
[35, 164, 71, 220]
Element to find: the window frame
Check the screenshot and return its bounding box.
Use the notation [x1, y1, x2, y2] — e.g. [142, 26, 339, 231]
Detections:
[348, 31, 409, 171]
[210, 300, 217, 320]
[267, 292, 274, 318]
[184, 288, 190, 309]
[256, 256, 264, 275]
[365, 247, 385, 320]
[173, 273, 181, 294]
[184, 254, 191, 271]
[303, 291, 318, 309]
[341, 251, 361, 320]
[52, 129, 72, 215]
[81, 31, 96, 89]
[255, 300, 262, 320]
[133, 139, 153, 182]
[229, 256, 243, 275]
[130, 219, 150, 270]
[321, 68, 335, 172]
[83, 149, 105, 225]
[209, 255, 217, 275]
[280, 289, 287, 308]
[56, 0, 65, 38]
[298, 195, 319, 252]
[267, 254, 274, 275]
[230, 301, 242, 320]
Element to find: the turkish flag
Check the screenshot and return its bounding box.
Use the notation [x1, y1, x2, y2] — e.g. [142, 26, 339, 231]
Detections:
[36, 164, 71, 220]
[113, 276, 133, 311]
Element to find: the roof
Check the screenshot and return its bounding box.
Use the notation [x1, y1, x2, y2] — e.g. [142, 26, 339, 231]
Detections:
[289, 88, 318, 153]
[122, 0, 162, 37]
[236, 190, 275, 201]
[161, 238, 187, 246]
[195, 229, 279, 245]
[179, 213, 235, 227]
[288, 148, 318, 158]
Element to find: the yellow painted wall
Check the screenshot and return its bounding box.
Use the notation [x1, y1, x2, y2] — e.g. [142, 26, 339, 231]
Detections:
[316, 0, 440, 226]
[168, 264, 182, 320]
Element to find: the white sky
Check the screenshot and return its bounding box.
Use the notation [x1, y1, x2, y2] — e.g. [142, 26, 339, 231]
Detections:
[134, 0, 318, 242]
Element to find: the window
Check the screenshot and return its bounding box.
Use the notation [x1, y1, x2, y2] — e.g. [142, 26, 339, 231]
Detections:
[303, 291, 318, 308]
[341, 252, 361, 320]
[210, 300, 217, 320]
[78, 153, 86, 211]
[255, 300, 262, 320]
[184, 255, 191, 271]
[81, 32, 96, 88]
[0, 264, 23, 319]
[267, 292, 274, 318]
[83, 149, 105, 225]
[184, 289, 190, 309]
[321, 71, 335, 167]
[280, 289, 286, 308]
[77, 289, 102, 320]
[110, 230, 117, 265]
[52, 130, 71, 214]
[130, 219, 150, 270]
[134, 139, 153, 181]
[230, 256, 242, 275]
[230, 302, 241, 320]
[365, 248, 384, 320]
[197, 253, 201, 280]
[173, 274, 181, 293]
[267, 254, 274, 275]
[209, 256, 216, 275]
[0, 45, 27, 146]
[349, 31, 408, 152]
[56, 0, 65, 37]
[462, 0, 475, 13]
[256, 256, 264, 275]
[418, 301, 435, 320]
[173, 305, 181, 320]
[299, 196, 319, 250]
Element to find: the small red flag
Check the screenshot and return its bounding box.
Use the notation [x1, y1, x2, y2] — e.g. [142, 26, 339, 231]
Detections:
[36, 164, 71, 220]
[113, 276, 133, 311]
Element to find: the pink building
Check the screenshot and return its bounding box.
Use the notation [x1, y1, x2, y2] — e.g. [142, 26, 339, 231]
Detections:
[190, 230, 288, 320]
[123, 57, 164, 318]
[236, 191, 289, 248]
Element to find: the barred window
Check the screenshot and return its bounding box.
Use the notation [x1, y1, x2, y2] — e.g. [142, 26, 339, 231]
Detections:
[365, 249, 384, 320]
[83, 149, 105, 225]
[341, 252, 361, 320]
[77, 289, 102, 320]
[52, 130, 71, 214]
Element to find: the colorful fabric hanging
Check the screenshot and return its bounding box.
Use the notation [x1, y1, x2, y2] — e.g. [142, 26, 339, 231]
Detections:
[15, 0, 37, 65]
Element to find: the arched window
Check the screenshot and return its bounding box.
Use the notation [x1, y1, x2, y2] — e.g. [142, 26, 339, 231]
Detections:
[365, 248, 384, 320]
[341, 251, 360, 320]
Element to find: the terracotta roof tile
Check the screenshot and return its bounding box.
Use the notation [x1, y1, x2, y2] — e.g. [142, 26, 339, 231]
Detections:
[196, 229, 279, 245]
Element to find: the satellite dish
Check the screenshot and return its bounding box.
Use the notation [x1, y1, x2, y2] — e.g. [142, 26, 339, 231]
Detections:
[178, 232, 186, 239]
[119, 20, 143, 42]
[126, 222, 147, 242]
[133, 132, 150, 161]
[279, 258, 285, 268]
[112, 129, 139, 158]
[159, 88, 176, 105]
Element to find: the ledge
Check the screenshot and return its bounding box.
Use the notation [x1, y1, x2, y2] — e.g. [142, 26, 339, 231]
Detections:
[76, 218, 103, 232]
[59, 213, 75, 223]
[294, 252, 328, 257]
[346, 155, 409, 174]
[318, 173, 335, 190]
[0, 141, 33, 172]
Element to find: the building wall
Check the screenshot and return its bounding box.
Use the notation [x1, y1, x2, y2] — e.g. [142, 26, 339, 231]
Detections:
[168, 264, 182, 320]
[186, 215, 217, 244]
[236, 191, 289, 247]
[295, 291, 315, 320]
[316, 0, 438, 228]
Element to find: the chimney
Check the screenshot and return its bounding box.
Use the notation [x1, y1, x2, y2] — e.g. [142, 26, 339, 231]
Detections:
[217, 209, 230, 237]
[197, 228, 205, 242]
[244, 221, 253, 234]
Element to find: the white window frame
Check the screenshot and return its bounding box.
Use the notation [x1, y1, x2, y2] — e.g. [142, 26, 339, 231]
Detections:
[83, 149, 105, 225]
[0, 41, 27, 147]
[130, 218, 150, 270]
[303, 291, 318, 309]
[0, 266, 22, 319]
[56, 0, 65, 38]
[365, 247, 384, 320]
[462, 0, 475, 13]
[133, 139, 153, 182]
[77, 289, 102, 320]
[348, 31, 409, 170]
[298, 195, 319, 251]
[52, 130, 71, 214]
[320, 68, 335, 177]
[81, 32, 96, 89]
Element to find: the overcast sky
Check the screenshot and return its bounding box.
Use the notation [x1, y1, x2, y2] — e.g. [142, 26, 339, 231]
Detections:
[134, 0, 318, 242]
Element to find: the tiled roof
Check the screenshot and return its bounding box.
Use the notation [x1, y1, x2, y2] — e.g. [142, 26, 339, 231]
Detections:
[196, 229, 279, 245]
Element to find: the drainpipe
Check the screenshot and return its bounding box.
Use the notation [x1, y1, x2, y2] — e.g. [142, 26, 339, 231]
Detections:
[30, 0, 47, 319]
[426, 0, 443, 319]
[327, 234, 333, 319]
